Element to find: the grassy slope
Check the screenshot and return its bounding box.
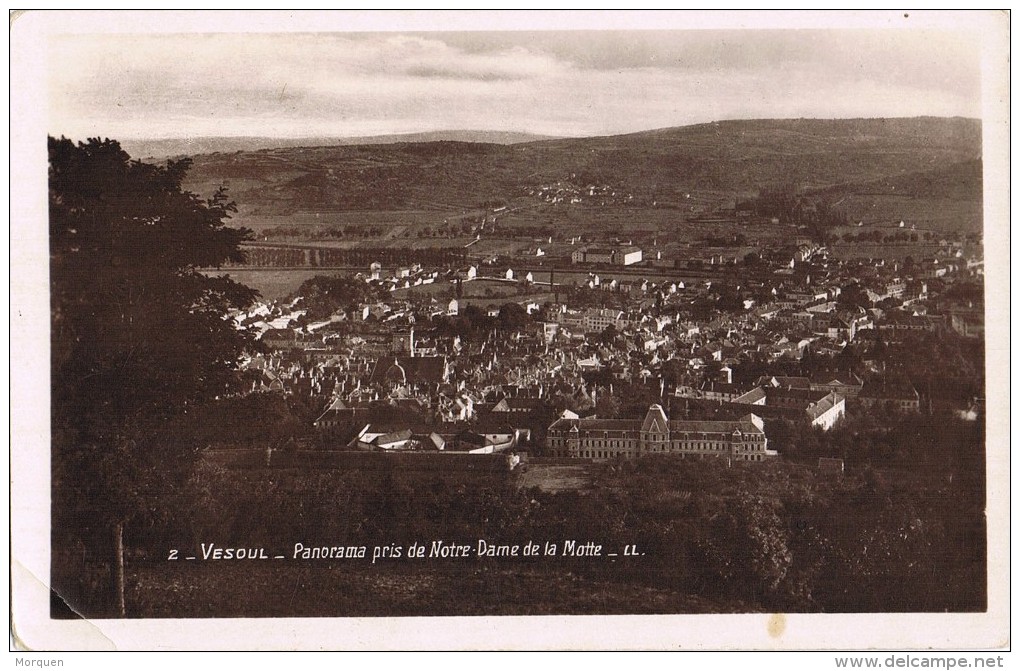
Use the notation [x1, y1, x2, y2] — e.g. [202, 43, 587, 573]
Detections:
[182, 118, 982, 216]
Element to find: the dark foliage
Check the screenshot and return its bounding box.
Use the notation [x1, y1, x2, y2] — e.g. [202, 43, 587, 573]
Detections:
[123, 437, 984, 616]
[432, 302, 534, 341]
[50, 136, 259, 616]
[291, 275, 382, 320]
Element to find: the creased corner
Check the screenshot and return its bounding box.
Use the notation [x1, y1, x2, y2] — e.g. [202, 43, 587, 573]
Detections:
[11, 559, 119, 651]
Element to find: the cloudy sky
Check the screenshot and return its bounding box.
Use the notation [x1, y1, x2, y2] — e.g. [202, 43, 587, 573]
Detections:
[45, 12, 988, 141]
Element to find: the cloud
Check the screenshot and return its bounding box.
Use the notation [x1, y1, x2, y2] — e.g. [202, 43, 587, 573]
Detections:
[46, 29, 982, 141]
[404, 65, 525, 81]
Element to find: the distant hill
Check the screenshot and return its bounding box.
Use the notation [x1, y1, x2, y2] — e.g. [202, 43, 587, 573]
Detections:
[176, 117, 981, 215]
[808, 158, 983, 201]
[122, 130, 559, 160]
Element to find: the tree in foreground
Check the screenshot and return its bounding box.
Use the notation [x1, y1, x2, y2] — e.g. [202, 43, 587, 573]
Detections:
[49, 136, 259, 617]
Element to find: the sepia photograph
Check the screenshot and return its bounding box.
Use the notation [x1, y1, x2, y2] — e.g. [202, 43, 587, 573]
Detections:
[10, 9, 1010, 653]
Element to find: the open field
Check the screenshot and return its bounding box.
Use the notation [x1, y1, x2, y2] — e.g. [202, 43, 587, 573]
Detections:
[827, 243, 966, 262]
[202, 268, 344, 301]
[237, 201, 804, 253]
[235, 210, 476, 232]
[458, 292, 556, 310]
[392, 277, 519, 300]
[515, 464, 594, 493]
[241, 237, 478, 250]
[833, 195, 982, 236]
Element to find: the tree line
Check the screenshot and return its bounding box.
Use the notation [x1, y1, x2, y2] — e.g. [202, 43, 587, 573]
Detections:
[235, 245, 465, 269]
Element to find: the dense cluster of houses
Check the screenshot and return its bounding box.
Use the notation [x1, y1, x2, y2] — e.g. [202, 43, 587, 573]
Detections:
[227, 235, 982, 461]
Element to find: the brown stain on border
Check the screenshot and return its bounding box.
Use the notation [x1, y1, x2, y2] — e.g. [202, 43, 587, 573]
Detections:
[767, 613, 787, 638]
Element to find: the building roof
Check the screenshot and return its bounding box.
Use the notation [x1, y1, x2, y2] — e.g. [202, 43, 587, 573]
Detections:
[767, 387, 830, 403]
[700, 381, 749, 395]
[641, 405, 669, 433]
[860, 379, 919, 400]
[549, 418, 640, 432]
[810, 373, 863, 388]
[501, 397, 544, 411]
[472, 413, 518, 434]
[734, 387, 767, 404]
[550, 408, 764, 436]
[455, 431, 491, 447]
[668, 419, 763, 435]
[760, 375, 812, 389]
[374, 429, 413, 446]
[369, 355, 448, 385]
[685, 399, 803, 423]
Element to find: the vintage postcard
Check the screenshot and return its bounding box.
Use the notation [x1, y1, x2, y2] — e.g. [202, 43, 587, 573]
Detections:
[10, 10, 1010, 653]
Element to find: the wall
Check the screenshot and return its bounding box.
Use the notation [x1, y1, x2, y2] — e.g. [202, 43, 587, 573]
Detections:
[203, 449, 515, 472]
